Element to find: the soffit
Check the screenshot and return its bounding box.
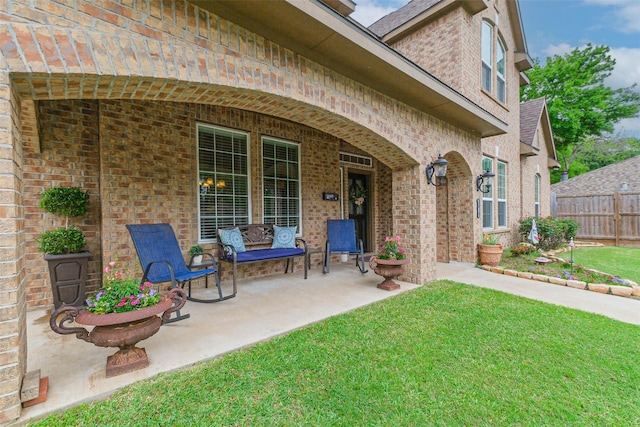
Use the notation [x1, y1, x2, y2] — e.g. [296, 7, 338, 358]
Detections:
[193, 0, 506, 137]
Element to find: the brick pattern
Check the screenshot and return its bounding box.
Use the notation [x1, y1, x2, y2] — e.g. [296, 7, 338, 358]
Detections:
[0, 0, 542, 422]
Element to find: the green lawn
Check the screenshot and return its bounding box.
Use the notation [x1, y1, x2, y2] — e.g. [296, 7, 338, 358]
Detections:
[570, 246, 640, 284]
[31, 281, 640, 426]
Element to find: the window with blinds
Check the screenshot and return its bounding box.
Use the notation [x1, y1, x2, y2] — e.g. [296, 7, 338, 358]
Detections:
[262, 137, 301, 232]
[197, 124, 250, 241]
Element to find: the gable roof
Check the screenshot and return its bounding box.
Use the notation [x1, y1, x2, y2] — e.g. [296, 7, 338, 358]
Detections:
[551, 155, 640, 196]
[520, 98, 546, 146]
[369, 0, 443, 37]
[519, 97, 558, 166]
[369, 0, 532, 72]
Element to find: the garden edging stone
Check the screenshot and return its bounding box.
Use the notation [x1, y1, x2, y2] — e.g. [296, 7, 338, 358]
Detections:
[479, 241, 639, 299]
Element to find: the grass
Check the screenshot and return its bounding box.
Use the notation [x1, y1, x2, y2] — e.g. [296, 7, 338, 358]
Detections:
[500, 246, 639, 285]
[570, 246, 640, 285]
[30, 281, 640, 426]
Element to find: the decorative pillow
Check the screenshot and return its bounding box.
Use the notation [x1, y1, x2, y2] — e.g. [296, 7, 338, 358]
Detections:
[272, 225, 297, 249]
[219, 227, 246, 253]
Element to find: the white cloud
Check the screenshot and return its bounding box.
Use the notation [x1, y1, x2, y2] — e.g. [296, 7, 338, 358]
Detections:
[543, 43, 574, 57]
[350, 0, 407, 27]
[607, 47, 640, 89]
[584, 0, 640, 33]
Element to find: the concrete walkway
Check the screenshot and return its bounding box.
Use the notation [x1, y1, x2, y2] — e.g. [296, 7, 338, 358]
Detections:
[14, 261, 640, 425]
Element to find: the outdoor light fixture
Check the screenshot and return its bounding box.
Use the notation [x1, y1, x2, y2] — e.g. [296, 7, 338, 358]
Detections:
[426, 154, 448, 187]
[476, 170, 495, 193]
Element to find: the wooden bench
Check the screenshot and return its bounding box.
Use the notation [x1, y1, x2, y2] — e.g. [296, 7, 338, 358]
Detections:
[216, 224, 308, 290]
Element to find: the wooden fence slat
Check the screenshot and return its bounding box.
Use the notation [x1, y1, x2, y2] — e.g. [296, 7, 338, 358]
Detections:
[554, 191, 640, 247]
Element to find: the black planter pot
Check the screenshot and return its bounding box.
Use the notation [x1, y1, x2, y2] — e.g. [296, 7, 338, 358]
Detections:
[44, 250, 92, 308]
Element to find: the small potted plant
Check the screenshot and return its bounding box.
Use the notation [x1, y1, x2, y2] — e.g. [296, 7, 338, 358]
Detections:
[36, 186, 91, 308]
[189, 245, 205, 264]
[477, 233, 503, 266]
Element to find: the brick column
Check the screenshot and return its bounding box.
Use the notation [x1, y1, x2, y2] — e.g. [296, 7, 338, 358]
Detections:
[391, 164, 436, 284]
[0, 62, 26, 423]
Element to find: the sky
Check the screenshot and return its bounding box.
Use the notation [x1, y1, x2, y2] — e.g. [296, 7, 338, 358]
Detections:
[350, 0, 640, 137]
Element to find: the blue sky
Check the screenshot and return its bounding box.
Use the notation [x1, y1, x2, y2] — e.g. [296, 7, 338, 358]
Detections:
[351, 0, 640, 137]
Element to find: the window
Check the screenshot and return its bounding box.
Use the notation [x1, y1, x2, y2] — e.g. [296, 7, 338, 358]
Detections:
[262, 137, 301, 231]
[497, 161, 507, 227]
[197, 124, 250, 241]
[496, 38, 506, 103]
[534, 174, 540, 217]
[481, 20, 507, 104]
[481, 22, 493, 93]
[482, 157, 493, 229]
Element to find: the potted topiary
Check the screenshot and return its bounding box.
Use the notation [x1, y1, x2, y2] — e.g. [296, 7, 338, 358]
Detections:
[189, 244, 204, 264]
[36, 186, 91, 308]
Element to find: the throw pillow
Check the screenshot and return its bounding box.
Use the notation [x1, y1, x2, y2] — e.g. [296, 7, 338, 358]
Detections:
[219, 227, 246, 253]
[272, 225, 297, 249]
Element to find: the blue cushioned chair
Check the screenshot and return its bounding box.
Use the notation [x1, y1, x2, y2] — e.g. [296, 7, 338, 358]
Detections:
[323, 219, 368, 274]
[127, 224, 234, 321]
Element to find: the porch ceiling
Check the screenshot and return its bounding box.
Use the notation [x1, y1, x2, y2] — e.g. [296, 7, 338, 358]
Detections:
[193, 0, 507, 138]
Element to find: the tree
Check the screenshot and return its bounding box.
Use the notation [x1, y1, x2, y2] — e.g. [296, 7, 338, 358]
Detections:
[521, 44, 640, 178]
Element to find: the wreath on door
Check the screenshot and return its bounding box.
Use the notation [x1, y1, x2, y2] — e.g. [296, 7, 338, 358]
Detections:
[349, 183, 367, 206]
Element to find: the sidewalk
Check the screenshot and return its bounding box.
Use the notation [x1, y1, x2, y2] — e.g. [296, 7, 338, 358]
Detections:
[436, 262, 640, 326]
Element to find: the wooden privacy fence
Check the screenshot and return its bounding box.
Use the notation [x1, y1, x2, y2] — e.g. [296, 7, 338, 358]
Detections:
[553, 191, 640, 247]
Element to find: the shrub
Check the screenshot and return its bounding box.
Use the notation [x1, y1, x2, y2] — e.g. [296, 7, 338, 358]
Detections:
[37, 186, 90, 254]
[518, 216, 579, 251]
[36, 226, 86, 254]
[510, 244, 536, 257]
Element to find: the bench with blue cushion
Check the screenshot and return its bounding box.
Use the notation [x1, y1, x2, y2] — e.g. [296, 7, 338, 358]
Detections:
[216, 224, 308, 290]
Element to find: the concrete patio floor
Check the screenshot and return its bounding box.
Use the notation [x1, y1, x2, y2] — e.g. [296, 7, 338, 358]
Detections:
[16, 261, 640, 425]
[19, 262, 420, 424]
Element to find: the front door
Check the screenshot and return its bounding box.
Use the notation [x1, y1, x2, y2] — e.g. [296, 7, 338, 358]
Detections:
[348, 173, 369, 251]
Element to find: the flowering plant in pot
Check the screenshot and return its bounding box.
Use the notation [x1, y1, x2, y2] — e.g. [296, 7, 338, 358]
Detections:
[49, 258, 186, 377]
[369, 235, 408, 291]
[85, 259, 161, 315]
[36, 186, 92, 308]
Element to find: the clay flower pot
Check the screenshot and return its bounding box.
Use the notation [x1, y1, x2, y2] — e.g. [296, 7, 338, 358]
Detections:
[477, 243, 503, 267]
[49, 288, 187, 377]
[369, 256, 409, 291]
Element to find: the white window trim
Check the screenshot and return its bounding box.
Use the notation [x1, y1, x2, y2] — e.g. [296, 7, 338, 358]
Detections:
[261, 136, 303, 236]
[197, 123, 252, 243]
[482, 156, 494, 229]
[496, 37, 506, 103]
[497, 161, 507, 228]
[481, 21, 493, 93]
[534, 174, 540, 217]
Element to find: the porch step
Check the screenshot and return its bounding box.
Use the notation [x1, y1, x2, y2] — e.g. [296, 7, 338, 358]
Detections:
[21, 370, 49, 407]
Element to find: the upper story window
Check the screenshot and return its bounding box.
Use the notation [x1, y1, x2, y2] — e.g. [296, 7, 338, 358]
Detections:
[197, 124, 250, 241]
[481, 20, 507, 104]
[262, 137, 301, 232]
[496, 39, 506, 103]
[481, 22, 493, 93]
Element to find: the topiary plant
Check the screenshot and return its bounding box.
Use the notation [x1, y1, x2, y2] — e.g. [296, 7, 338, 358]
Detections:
[36, 186, 89, 254]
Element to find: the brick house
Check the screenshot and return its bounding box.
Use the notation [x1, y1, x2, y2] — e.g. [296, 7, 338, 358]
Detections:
[0, 0, 557, 421]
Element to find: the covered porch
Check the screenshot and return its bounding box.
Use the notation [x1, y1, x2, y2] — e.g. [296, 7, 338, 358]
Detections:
[22, 263, 421, 423]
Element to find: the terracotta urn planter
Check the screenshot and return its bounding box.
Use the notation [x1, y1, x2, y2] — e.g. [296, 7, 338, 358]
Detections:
[369, 256, 409, 291]
[49, 288, 187, 377]
[477, 243, 503, 267]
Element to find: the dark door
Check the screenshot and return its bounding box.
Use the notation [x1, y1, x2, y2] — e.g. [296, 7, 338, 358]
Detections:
[348, 173, 369, 251]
